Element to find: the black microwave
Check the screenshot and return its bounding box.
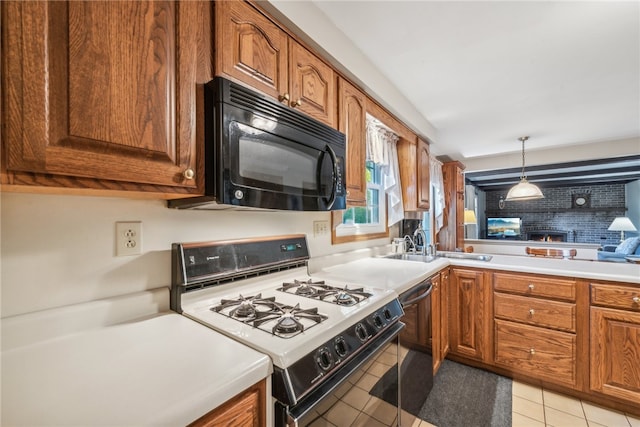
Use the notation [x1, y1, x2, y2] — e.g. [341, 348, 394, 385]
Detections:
[169, 77, 346, 211]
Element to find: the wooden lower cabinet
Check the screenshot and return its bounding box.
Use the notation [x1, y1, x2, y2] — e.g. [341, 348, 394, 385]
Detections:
[492, 272, 579, 388]
[449, 268, 488, 361]
[189, 380, 266, 427]
[495, 319, 576, 386]
[590, 282, 640, 405]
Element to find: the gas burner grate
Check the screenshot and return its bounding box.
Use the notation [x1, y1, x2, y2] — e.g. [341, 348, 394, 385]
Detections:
[210, 294, 327, 338]
[210, 293, 277, 321]
[277, 280, 372, 306]
[254, 303, 328, 337]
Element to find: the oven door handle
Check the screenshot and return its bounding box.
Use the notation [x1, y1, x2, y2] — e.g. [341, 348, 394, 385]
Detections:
[399, 280, 433, 308]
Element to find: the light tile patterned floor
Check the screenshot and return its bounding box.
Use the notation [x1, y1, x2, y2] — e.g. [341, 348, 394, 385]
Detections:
[512, 380, 640, 427]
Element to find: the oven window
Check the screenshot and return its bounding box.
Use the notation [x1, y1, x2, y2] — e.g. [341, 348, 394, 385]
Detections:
[233, 122, 320, 193]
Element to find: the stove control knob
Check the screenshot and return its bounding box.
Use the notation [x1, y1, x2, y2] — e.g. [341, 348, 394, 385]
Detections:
[383, 308, 393, 320]
[373, 314, 384, 329]
[355, 323, 369, 342]
[316, 347, 334, 371]
[334, 337, 348, 358]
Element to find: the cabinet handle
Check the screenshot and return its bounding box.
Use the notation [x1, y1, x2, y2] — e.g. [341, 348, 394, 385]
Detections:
[529, 348, 535, 355]
[528, 284, 535, 291]
[279, 93, 290, 103]
[633, 296, 640, 304]
[291, 98, 303, 107]
[183, 168, 195, 180]
[529, 309, 535, 316]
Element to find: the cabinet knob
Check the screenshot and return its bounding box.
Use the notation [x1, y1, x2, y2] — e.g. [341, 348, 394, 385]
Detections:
[183, 168, 195, 180]
[633, 296, 640, 304]
[529, 348, 536, 355]
[291, 98, 303, 107]
[529, 309, 535, 316]
[279, 93, 290, 103]
[528, 284, 535, 291]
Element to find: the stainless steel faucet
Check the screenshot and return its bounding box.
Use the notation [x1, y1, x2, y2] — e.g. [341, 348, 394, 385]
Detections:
[413, 224, 428, 255]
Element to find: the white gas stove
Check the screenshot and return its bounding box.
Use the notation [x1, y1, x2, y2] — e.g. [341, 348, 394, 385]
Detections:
[171, 235, 404, 426]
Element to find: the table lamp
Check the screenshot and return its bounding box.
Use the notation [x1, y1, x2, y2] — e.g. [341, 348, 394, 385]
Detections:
[608, 217, 637, 243]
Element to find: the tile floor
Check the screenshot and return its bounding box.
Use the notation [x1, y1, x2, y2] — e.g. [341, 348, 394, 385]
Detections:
[307, 342, 640, 427]
[511, 380, 640, 427]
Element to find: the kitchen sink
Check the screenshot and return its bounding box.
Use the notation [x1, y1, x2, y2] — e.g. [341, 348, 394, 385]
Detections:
[382, 253, 438, 263]
[436, 252, 493, 262]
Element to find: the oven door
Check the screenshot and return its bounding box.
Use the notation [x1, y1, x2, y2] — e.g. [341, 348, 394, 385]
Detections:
[275, 322, 403, 427]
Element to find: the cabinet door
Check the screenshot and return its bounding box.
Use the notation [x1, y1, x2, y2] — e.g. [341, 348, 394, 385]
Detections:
[590, 307, 640, 404]
[450, 268, 486, 360]
[3, 1, 208, 191]
[338, 78, 366, 206]
[440, 268, 451, 360]
[431, 274, 443, 373]
[417, 138, 431, 210]
[189, 380, 266, 427]
[288, 40, 336, 127]
[216, 0, 288, 101]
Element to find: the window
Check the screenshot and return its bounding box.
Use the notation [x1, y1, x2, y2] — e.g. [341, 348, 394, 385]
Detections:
[335, 161, 387, 238]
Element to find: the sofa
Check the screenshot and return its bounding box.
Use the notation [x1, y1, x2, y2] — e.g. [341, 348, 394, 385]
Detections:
[597, 236, 640, 262]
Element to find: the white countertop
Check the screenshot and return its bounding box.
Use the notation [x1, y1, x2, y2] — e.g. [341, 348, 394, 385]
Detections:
[312, 251, 640, 296]
[1, 289, 272, 426]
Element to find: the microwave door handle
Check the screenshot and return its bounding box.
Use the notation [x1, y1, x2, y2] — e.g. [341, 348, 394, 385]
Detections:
[322, 145, 338, 209]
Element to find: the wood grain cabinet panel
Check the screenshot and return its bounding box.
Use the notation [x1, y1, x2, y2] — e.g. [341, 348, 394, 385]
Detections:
[289, 41, 335, 127]
[189, 380, 266, 427]
[398, 137, 430, 212]
[590, 282, 640, 405]
[495, 319, 576, 387]
[494, 293, 576, 332]
[338, 78, 366, 206]
[216, 1, 335, 127]
[216, 0, 288, 101]
[436, 161, 465, 251]
[493, 272, 576, 302]
[3, 1, 210, 193]
[450, 268, 487, 361]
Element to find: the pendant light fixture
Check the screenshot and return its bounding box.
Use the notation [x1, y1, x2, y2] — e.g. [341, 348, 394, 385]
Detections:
[505, 136, 544, 201]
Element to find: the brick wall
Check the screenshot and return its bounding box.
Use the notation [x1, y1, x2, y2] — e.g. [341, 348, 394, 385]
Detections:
[484, 184, 627, 245]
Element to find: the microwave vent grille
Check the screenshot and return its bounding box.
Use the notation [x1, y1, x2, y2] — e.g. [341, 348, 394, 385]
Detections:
[226, 82, 345, 148]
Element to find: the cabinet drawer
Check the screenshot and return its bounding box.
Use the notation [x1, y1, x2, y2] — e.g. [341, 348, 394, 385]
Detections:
[494, 319, 576, 386]
[591, 283, 640, 311]
[494, 293, 576, 332]
[493, 273, 575, 302]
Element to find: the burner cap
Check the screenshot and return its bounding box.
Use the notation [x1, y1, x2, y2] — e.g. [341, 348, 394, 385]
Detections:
[295, 285, 317, 296]
[234, 301, 256, 318]
[274, 315, 303, 334]
[334, 292, 356, 306]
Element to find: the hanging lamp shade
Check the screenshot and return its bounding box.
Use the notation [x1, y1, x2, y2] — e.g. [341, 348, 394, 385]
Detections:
[505, 136, 544, 201]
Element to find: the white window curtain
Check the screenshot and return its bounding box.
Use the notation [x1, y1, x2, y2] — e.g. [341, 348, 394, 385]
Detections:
[430, 155, 445, 232]
[366, 116, 404, 226]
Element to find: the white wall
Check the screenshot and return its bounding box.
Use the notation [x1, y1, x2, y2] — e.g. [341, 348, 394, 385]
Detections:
[626, 179, 640, 237]
[0, 193, 391, 318]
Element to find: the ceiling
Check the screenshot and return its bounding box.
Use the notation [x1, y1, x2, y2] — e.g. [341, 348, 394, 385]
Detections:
[309, 1, 640, 176]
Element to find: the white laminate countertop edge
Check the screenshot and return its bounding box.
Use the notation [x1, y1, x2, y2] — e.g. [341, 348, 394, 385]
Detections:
[1, 291, 272, 426]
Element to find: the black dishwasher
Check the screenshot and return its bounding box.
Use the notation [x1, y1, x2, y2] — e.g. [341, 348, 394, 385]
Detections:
[397, 278, 435, 417]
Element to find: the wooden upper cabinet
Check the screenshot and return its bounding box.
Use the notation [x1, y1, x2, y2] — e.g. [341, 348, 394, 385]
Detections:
[288, 40, 335, 127]
[216, 0, 288, 100]
[398, 137, 430, 211]
[338, 78, 366, 206]
[437, 161, 465, 251]
[2, 1, 211, 193]
[216, 1, 335, 127]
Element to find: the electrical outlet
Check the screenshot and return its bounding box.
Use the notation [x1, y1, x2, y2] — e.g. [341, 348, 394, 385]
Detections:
[313, 220, 329, 237]
[116, 221, 142, 256]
